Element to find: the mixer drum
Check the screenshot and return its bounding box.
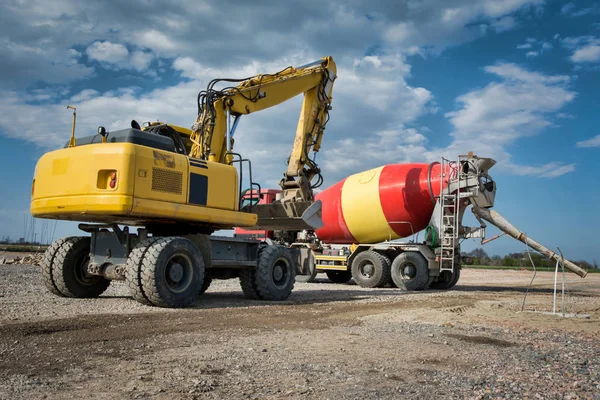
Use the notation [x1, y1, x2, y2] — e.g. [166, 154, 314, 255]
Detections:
[315, 162, 448, 244]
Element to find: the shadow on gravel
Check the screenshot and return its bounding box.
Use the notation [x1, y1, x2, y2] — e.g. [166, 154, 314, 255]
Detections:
[452, 285, 594, 296]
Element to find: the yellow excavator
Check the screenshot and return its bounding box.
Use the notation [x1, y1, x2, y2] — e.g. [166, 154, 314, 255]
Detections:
[30, 56, 337, 307]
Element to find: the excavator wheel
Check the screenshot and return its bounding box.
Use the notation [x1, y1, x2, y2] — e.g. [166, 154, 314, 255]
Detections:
[44, 236, 110, 298]
[429, 267, 461, 290]
[42, 237, 72, 297]
[325, 270, 352, 284]
[125, 237, 161, 306]
[131, 237, 205, 308]
[390, 252, 429, 291]
[239, 244, 265, 300]
[351, 251, 391, 288]
[239, 244, 295, 301]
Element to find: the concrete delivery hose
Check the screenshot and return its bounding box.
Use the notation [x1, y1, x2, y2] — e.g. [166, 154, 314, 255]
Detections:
[471, 206, 587, 278]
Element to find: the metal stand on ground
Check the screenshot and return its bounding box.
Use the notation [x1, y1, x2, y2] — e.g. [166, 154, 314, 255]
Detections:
[521, 235, 536, 312]
[552, 247, 566, 317]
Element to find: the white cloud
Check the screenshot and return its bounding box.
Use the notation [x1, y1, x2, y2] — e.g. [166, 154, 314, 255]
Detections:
[561, 2, 596, 17]
[506, 162, 576, 178]
[86, 41, 129, 64]
[129, 51, 154, 71]
[541, 42, 553, 50]
[0, 0, 546, 89]
[85, 41, 155, 72]
[490, 16, 517, 32]
[561, 2, 575, 14]
[576, 134, 600, 148]
[438, 62, 576, 178]
[517, 38, 553, 57]
[571, 44, 600, 62]
[0, 53, 435, 189]
[557, 113, 574, 119]
[562, 36, 600, 63]
[322, 128, 429, 175]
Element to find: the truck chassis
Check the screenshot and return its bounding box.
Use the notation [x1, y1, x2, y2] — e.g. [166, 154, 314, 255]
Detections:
[293, 241, 461, 290]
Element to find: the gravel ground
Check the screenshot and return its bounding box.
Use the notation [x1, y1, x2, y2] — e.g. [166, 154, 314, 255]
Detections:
[0, 261, 599, 400]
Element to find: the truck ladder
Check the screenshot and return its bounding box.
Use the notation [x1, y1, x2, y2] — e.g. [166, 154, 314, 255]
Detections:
[438, 157, 461, 272]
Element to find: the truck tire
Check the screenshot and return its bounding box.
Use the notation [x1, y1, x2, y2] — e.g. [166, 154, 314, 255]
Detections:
[391, 252, 429, 291]
[51, 236, 110, 298]
[295, 251, 317, 283]
[138, 237, 205, 308]
[325, 270, 352, 283]
[42, 237, 71, 297]
[125, 237, 161, 306]
[351, 251, 391, 288]
[429, 268, 461, 290]
[199, 277, 212, 295]
[254, 245, 296, 300]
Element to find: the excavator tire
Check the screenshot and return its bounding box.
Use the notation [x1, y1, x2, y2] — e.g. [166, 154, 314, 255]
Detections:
[51, 236, 110, 298]
[138, 237, 205, 308]
[42, 237, 72, 297]
[125, 237, 161, 306]
[325, 270, 352, 284]
[391, 252, 429, 291]
[239, 244, 265, 300]
[429, 267, 461, 290]
[255, 245, 296, 300]
[351, 251, 391, 288]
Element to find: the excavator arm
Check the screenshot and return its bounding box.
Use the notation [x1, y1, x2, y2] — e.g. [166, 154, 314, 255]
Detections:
[189, 57, 337, 230]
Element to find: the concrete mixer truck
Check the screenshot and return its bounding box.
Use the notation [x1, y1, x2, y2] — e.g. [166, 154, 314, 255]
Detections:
[235, 153, 588, 290]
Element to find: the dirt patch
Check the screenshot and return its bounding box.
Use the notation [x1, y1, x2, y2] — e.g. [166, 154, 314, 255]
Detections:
[0, 264, 599, 399]
[447, 333, 516, 347]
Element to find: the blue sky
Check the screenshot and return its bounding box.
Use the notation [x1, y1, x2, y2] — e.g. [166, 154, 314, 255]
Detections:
[0, 0, 598, 263]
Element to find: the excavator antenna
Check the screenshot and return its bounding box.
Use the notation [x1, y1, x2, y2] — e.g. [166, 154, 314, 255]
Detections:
[66, 105, 77, 148]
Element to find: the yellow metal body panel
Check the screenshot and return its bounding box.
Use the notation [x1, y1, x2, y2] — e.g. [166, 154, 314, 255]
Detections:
[314, 254, 348, 271]
[30, 142, 257, 229]
[341, 166, 397, 243]
[315, 264, 348, 271]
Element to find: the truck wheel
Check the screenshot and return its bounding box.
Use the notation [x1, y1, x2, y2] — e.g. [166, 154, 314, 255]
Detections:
[42, 237, 71, 296]
[351, 251, 391, 288]
[125, 237, 161, 305]
[295, 251, 317, 283]
[199, 277, 212, 295]
[254, 245, 296, 300]
[138, 237, 205, 308]
[429, 268, 461, 290]
[325, 270, 352, 283]
[51, 236, 110, 298]
[391, 252, 429, 291]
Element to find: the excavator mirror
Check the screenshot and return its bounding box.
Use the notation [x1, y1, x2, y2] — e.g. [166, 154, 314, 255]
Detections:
[98, 126, 108, 137]
[131, 120, 141, 130]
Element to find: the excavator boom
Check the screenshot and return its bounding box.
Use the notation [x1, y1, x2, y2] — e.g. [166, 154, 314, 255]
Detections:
[189, 57, 337, 230]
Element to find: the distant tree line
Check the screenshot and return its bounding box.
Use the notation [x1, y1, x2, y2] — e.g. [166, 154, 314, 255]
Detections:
[462, 248, 598, 270]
